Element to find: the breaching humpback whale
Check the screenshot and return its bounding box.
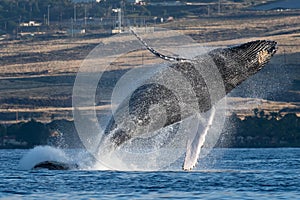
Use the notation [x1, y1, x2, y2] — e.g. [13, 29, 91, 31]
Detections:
[96, 29, 277, 170]
[36, 31, 277, 171]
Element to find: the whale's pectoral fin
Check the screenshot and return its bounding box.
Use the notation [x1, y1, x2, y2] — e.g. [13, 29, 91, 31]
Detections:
[183, 107, 216, 171]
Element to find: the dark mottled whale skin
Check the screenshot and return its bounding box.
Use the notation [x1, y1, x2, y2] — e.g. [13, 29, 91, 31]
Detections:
[32, 161, 78, 170]
[99, 33, 277, 152]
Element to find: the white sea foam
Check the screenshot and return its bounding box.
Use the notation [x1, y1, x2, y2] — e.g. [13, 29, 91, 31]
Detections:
[19, 146, 70, 170]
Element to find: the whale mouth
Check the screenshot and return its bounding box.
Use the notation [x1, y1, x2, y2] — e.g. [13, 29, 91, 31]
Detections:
[267, 40, 278, 55]
[257, 40, 277, 65]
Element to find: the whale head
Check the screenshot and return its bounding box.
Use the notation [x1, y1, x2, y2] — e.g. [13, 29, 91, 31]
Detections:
[208, 40, 277, 93]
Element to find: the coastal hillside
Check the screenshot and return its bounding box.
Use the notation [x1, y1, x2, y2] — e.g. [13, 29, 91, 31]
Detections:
[0, 0, 299, 148]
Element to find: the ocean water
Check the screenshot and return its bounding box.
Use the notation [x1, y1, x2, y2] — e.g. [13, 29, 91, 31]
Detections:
[0, 148, 299, 199]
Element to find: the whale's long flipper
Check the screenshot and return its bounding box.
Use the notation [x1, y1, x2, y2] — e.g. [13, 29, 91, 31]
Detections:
[130, 28, 192, 62]
[183, 107, 216, 171]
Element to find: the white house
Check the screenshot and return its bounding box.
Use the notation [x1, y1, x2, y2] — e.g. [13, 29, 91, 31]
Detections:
[20, 21, 42, 27]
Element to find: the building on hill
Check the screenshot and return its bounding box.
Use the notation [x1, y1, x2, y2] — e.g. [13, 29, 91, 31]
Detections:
[20, 21, 42, 27]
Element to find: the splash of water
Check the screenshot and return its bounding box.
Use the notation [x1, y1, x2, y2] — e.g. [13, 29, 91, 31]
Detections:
[19, 146, 70, 170]
[19, 146, 95, 170]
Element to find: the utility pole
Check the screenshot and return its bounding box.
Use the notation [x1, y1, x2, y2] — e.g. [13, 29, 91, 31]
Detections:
[47, 5, 50, 26]
[118, 8, 122, 31]
[17, 16, 21, 38]
[74, 4, 77, 23]
[218, 0, 221, 15]
[207, 5, 210, 17]
[112, 8, 122, 32]
[71, 17, 74, 37]
[30, 3, 32, 20]
[84, 4, 87, 27]
[121, 0, 125, 28]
